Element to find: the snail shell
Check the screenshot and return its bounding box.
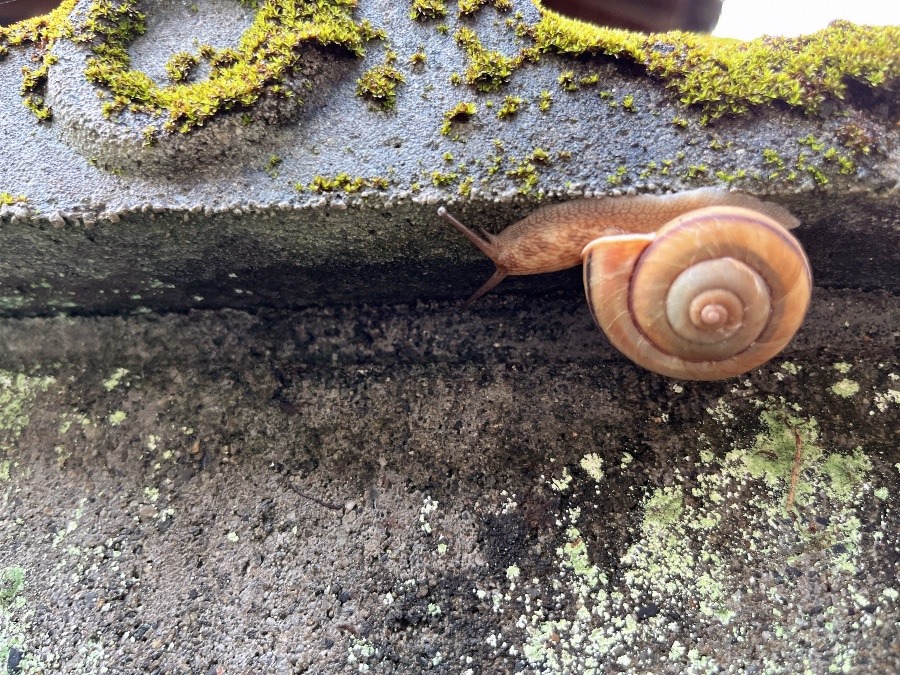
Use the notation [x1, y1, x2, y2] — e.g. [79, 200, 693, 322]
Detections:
[582, 205, 812, 380]
[438, 189, 812, 381]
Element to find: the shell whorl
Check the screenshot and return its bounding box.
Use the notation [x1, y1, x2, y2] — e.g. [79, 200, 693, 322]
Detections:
[582, 206, 812, 381]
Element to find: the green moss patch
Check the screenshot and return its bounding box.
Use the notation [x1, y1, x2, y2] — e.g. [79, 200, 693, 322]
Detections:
[457, 0, 512, 17]
[0, 193, 27, 206]
[1, 0, 384, 131]
[356, 62, 406, 110]
[454, 26, 524, 91]
[530, 5, 899, 118]
[299, 173, 389, 193]
[409, 0, 447, 21]
[440, 100, 476, 135]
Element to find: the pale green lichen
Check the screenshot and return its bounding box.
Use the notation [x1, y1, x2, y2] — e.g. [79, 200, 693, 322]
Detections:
[102, 367, 129, 391]
[516, 402, 880, 672]
[496, 94, 524, 119]
[164, 50, 199, 83]
[108, 410, 127, 426]
[0, 371, 54, 452]
[831, 378, 860, 398]
[579, 453, 603, 481]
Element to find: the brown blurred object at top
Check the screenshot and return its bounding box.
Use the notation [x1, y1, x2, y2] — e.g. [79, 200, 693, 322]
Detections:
[4, 0, 724, 32]
[1, 0, 63, 26]
[543, 0, 723, 32]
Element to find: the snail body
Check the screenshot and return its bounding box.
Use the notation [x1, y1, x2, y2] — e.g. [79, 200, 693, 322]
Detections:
[438, 188, 812, 381]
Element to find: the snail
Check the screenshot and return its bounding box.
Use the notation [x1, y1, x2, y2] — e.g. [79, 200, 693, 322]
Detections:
[437, 188, 812, 381]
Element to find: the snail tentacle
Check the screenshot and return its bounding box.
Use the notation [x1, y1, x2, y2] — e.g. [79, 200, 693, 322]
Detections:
[438, 206, 510, 305]
[438, 191, 810, 380]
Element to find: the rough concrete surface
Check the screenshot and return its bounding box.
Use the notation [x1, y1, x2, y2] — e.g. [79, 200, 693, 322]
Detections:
[0, 0, 898, 315]
[1, 0, 899, 673]
[0, 288, 898, 674]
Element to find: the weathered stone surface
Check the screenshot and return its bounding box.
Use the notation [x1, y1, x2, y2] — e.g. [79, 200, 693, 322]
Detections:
[1, 1, 898, 673]
[0, 290, 898, 673]
[1, 0, 898, 316]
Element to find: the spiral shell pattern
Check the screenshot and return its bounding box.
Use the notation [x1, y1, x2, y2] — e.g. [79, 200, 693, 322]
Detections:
[582, 206, 812, 380]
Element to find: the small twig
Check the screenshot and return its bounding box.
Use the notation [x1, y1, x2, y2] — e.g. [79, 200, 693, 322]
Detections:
[785, 427, 803, 514]
[284, 479, 344, 511]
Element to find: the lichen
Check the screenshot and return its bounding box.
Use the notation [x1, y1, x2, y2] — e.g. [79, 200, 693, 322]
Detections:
[514, 402, 881, 672]
[831, 379, 860, 398]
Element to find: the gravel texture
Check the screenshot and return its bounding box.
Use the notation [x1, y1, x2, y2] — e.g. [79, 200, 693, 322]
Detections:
[0, 1, 898, 673]
[0, 289, 898, 674]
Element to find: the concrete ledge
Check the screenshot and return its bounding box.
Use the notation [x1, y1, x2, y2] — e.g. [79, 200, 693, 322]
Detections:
[0, 290, 898, 672]
[1, 0, 898, 316]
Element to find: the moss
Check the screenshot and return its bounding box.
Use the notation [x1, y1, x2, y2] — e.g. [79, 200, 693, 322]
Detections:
[302, 173, 389, 193]
[440, 101, 476, 135]
[506, 160, 537, 193]
[529, 4, 900, 119]
[457, 0, 512, 16]
[606, 164, 627, 185]
[1, 0, 384, 130]
[496, 94, 523, 119]
[430, 170, 458, 186]
[409, 47, 427, 66]
[454, 26, 523, 91]
[356, 63, 406, 110]
[0, 193, 27, 206]
[556, 69, 577, 91]
[537, 89, 552, 111]
[684, 164, 709, 180]
[164, 51, 199, 83]
[409, 0, 447, 21]
[0, 0, 78, 120]
[0, 566, 25, 607]
[714, 168, 747, 184]
[265, 154, 282, 177]
[621, 93, 636, 111]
